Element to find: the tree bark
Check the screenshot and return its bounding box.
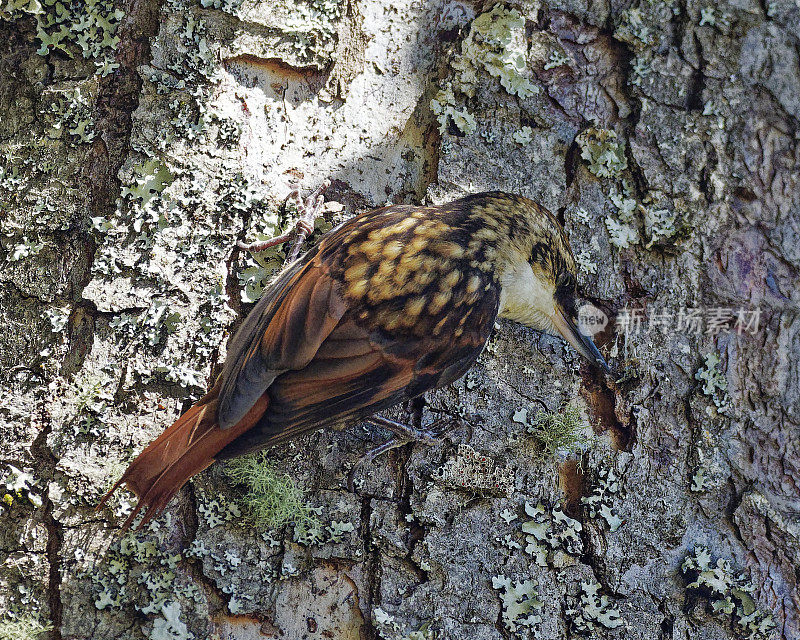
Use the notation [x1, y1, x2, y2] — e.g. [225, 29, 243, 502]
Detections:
[1, 0, 798, 638]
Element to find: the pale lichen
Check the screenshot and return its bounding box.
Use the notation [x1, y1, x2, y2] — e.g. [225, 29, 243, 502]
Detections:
[1, 0, 123, 76]
[491, 575, 543, 635]
[580, 465, 623, 532]
[0, 613, 52, 640]
[521, 501, 583, 567]
[577, 128, 628, 179]
[682, 548, 776, 639]
[432, 444, 513, 495]
[695, 352, 730, 414]
[430, 84, 477, 136]
[566, 579, 623, 633]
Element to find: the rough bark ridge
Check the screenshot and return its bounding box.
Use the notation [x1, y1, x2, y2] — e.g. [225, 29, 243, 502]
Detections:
[1, 0, 798, 639]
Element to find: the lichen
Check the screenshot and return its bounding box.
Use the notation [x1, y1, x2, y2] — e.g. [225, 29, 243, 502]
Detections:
[88, 513, 204, 622]
[614, 7, 653, 49]
[2, 465, 42, 509]
[513, 405, 590, 457]
[511, 126, 533, 145]
[432, 444, 513, 495]
[433, 1, 540, 123]
[544, 49, 570, 70]
[491, 575, 543, 635]
[580, 465, 623, 532]
[577, 128, 628, 179]
[606, 182, 640, 249]
[42, 87, 96, 146]
[148, 601, 192, 640]
[682, 547, 776, 639]
[1, 0, 123, 76]
[643, 205, 679, 248]
[373, 609, 440, 640]
[566, 579, 623, 633]
[575, 249, 597, 275]
[521, 501, 583, 567]
[279, 0, 342, 64]
[0, 613, 52, 640]
[695, 352, 730, 414]
[430, 84, 477, 136]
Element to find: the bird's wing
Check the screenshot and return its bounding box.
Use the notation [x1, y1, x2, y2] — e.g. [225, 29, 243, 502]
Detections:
[218, 290, 499, 459]
[217, 246, 347, 429]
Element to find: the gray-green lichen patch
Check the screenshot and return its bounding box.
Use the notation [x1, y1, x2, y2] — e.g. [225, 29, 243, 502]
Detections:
[491, 575, 543, 635]
[577, 128, 628, 180]
[0, 613, 52, 640]
[373, 608, 440, 640]
[565, 579, 624, 634]
[581, 465, 624, 532]
[682, 547, 776, 639]
[431, 444, 513, 495]
[695, 352, 731, 415]
[77, 513, 210, 639]
[452, 4, 539, 100]
[1, 0, 123, 76]
[430, 4, 541, 151]
[521, 501, 583, 567]
[430, 83, 476, 136]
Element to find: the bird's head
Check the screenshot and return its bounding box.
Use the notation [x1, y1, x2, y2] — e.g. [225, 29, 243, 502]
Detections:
[484, 196, 610, 373]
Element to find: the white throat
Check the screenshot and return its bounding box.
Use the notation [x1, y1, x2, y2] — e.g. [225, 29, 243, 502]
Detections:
[497, 261, 556, 332]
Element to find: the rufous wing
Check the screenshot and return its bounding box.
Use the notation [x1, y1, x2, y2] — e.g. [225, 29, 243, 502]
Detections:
[217, 292, 500, 459]
[217, 246, 346, 429]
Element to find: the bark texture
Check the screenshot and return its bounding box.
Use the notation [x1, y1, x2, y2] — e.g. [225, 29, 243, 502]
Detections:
[1, 0, 798, 639]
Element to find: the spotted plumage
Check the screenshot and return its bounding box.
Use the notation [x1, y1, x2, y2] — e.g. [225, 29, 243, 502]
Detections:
[101, 191, 608, 529]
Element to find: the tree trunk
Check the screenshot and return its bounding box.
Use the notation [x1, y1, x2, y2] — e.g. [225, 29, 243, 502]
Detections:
[1, 0, 798, 638]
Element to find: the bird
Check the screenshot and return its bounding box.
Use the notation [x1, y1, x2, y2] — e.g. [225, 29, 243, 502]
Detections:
[100, 191, 609, 529]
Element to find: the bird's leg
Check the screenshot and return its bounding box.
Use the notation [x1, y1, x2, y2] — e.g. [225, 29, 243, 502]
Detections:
[286, 179, 330, 262]
[237, 180, 331, 258]
[366, 415, 455, 444]
[347, 415, 458, 491]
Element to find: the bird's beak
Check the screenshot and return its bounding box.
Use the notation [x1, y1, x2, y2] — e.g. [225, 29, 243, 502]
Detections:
[551, 306, 611, 373]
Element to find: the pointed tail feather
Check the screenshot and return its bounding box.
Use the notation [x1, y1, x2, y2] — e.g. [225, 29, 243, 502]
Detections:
[98, 389, 269, 531]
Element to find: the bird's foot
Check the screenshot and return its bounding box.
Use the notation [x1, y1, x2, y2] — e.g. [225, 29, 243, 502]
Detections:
[237, 180, 331, 260]
[346, 415, 458, 492]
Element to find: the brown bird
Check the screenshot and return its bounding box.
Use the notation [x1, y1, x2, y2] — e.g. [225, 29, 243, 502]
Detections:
[101, 191, 609, 528]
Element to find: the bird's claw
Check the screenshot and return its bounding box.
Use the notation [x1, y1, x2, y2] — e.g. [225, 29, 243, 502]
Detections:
[346, 415, 461, 492]
[237, 180, 331, 261]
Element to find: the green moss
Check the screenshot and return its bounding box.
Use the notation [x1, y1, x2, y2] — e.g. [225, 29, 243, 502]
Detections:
[224, 452, 317, 531]
[515, 405, 589, 456]
[0, 614, 52, 640]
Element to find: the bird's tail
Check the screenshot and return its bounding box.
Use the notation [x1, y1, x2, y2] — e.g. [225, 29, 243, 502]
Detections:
[98, 383, 269, 531]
